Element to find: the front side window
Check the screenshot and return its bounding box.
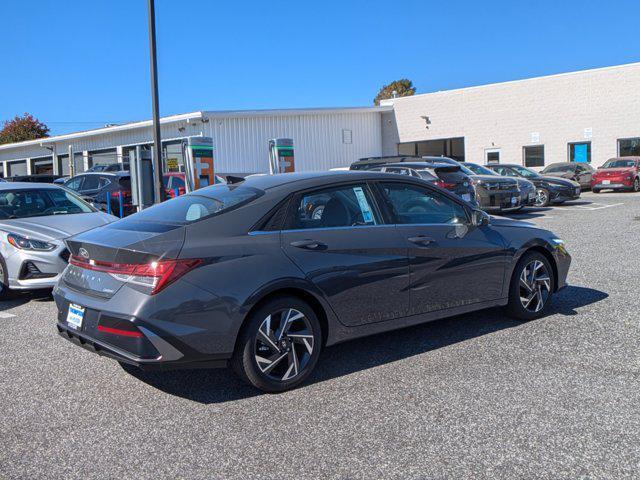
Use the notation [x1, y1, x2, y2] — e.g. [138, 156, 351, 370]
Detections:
[64, 176, 84, 191]
[524, 146, 545, 168]
[290, 184, 378, 230]
[380, 182, 467, 225]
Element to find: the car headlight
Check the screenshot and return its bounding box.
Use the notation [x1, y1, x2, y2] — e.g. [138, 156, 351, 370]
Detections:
[7, 233, 56, 251]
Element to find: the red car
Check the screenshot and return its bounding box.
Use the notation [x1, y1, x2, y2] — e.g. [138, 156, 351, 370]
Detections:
[591, 157, 640, 193]
[163, 172, 186, 198]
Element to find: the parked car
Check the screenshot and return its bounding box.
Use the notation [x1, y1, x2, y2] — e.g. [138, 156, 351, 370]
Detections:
[541, 162, 594, 190]
[163, 173, 186, 198]
[591, 157, 640, 193]
[87, 163, 129, 173]
[361, 162, 477, 206]
[486, 164, 582, 207]
[9, 174, 65, 183]
[463, 162, 536, 208]
[54, 171, 570, 392]
[63, 172, 133, 216]
[0, 183, 116, 298]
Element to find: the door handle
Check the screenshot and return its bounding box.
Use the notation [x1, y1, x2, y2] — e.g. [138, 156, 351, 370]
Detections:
[407, 235, 435, 246]
[290, 240, 327, 250]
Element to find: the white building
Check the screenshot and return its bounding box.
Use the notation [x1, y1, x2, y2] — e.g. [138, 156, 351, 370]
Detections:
[0, 62, 638, 177]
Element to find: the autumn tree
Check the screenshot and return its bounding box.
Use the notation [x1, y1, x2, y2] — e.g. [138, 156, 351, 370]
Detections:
[373, 79, 416, 106]
[0, 113, 50, 144]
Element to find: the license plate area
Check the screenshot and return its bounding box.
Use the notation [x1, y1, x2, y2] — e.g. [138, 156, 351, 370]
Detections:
[602, 180, 610, 185]
[67, 303, 85, 330]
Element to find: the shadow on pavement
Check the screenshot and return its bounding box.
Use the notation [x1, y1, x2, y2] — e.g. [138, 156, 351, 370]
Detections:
[0, 289, 52, 313]
[124, 285, 607, 404]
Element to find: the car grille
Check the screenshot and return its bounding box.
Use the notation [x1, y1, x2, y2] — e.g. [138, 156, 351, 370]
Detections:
[484, 182, 516, 191]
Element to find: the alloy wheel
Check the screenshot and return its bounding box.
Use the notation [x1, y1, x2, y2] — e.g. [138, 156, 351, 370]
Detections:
[534, 189, 548, 207]
[254, 308, 315, 382]
[634, 178, 639, 192]
[519, 260, 551, 313]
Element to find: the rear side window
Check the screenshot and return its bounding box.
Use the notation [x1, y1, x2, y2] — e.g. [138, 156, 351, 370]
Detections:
[118, 177, 131, 190]
[116, 184, 262, 225]
[81, 176, 100, 190]
[289, 184, 378, 230]
[380, 182, 467, 225]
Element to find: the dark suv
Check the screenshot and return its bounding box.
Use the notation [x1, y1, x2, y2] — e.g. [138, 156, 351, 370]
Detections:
[363, 162, 477, 206]
[63, 172, 133, 216]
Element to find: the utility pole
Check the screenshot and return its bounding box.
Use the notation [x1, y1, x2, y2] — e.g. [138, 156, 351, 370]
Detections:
[147, 0, 165, 203]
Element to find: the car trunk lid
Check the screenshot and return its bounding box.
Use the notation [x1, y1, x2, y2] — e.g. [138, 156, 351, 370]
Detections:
[62, 221, 186, 298]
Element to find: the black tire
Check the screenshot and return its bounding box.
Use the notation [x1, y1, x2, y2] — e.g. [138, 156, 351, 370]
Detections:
[633, 178, 640, 192]
[231, 295, 322, 392]
[534, 188, 550, 207]
[0, 255, 11, 301]
[592, 189, 601, 194]
[505, 251, 555, 321]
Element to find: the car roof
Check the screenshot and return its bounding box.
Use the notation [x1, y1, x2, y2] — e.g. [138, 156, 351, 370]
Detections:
[74, 171, 130, 177]
[607, 156, 640, 161]
[379, 162, 451, 169]
[216, 171, 395, 192]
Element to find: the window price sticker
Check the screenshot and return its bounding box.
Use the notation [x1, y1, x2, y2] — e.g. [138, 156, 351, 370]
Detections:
[352, 187, 374, 224]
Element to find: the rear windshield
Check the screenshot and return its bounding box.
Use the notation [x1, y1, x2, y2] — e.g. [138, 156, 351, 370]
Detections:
[465, 163, 497, 175]
[437, 170, 468, 183]
[543, 164, 574, 173]
[117, 184, 262, 225]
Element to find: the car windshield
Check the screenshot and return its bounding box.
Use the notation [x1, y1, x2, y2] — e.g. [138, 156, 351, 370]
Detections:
[602, 159, 637, 168]
[511, 165, 540, 177]
[465, 163, 497, 175]
[0, 188, 95, 219]
[115, 184, 262, 225]
[458, 164, 475, 176]
[543, 164, 574, 173]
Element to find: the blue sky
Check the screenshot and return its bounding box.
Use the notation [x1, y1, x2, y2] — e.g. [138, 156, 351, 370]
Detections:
[1, 0, 638, 135]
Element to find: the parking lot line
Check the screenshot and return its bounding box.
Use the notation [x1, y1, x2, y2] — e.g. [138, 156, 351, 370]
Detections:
[0, 312, 16, 319]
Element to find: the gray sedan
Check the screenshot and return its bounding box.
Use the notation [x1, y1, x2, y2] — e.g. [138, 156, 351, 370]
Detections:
[0, 183, 116, 298]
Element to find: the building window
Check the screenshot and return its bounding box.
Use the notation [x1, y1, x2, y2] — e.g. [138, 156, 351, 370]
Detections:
[618, 137, 640, 157]
[523, 145, 544, 167]
[568, 142, 591, 163]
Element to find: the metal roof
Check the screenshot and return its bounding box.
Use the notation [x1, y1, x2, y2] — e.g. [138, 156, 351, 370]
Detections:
[0, 106, 390, 152]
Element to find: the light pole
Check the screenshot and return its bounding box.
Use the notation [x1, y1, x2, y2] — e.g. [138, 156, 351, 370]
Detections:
[147, 0, 165, 203]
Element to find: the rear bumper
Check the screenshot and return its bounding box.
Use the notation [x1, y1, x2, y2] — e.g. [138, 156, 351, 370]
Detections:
[56, 322, 229, 371]
[479, 190, 522, 211]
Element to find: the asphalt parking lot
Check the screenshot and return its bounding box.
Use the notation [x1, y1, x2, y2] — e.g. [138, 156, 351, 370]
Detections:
[1, 191, 639, 479]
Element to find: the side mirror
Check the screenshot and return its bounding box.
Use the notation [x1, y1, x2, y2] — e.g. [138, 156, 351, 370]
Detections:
[471, 209, 490, 227]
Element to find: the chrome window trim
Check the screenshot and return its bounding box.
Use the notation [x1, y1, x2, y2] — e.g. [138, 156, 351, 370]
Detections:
[248, 222, 467, 236]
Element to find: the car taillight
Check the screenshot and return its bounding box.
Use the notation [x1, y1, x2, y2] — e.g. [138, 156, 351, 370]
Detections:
[435, 180, 457, 190]
[110, 190, 132, 198]
[69, 255, 202, 294]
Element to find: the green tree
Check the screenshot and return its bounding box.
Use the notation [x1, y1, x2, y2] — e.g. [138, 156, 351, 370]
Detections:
[0, 113, 50, 144]
[373, 79, 416, 106]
